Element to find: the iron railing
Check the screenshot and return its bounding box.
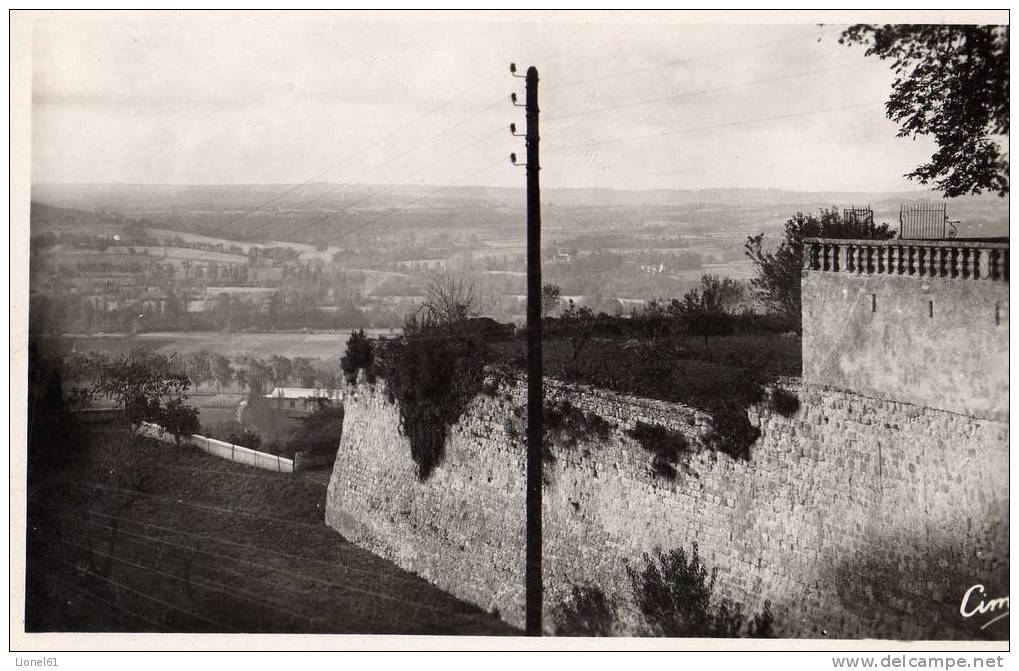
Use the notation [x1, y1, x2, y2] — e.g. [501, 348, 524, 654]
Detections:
[843, 206, 874, 227]
[899, 202, 958, 239]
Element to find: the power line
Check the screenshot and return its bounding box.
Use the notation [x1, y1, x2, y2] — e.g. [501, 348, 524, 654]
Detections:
[283, 158, 506, 247]
[544, 100, 885, 154]
[34, 565, 164, 629]
[243, 127, 505, 243]
[543, 61, 867, 123]
[54, 475, 327, 531]
[56, 533, 318, 629]
[214, 64, 516, 232]
[239, 97, 507, 240]
[70, 510, 492, 622]
[543, 27, 827, 92]
[215, 97, 466, 233]
[38, 550, 237, 632]
[193, 30, 829, 238]
[77, 506, 431, 594]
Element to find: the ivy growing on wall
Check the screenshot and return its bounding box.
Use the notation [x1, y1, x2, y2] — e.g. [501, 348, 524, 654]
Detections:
[376, 314, 489, 480]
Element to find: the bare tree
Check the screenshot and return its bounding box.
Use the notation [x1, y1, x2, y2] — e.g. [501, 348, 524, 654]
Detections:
[422, 273, 478, 326]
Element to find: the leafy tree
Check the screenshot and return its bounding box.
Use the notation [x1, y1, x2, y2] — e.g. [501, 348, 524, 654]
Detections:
[541, 282, 562, 319]
[340, 329, 375, 384]
[682, 274, 745, 315]
[210, 353, 234, 391]
[745, 208, 894, 333]
[676, 275, 745, 352]
[184, 350, 213, 387]
[73, 349, 193, 428]
[164, 291, 185, 324]
[234, 355, 271, 395]
[158, 398, 200, 445]
[267, 355, 293, 388]
[292, 356, 318, 387]
[839, 24, 1009, 197]
[557, 300, 597, 362]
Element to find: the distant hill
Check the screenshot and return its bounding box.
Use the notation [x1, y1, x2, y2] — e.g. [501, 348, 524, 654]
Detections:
[29, 201, 140, 233]
[30, 182, 1009, 244]
[33, 181, 1009, 209]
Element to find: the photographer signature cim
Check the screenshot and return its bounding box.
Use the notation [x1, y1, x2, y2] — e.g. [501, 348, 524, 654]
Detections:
[960, 584, 1009, 630]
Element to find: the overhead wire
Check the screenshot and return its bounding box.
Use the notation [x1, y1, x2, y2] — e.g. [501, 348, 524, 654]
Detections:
[37, 550, 238, 631]
[75, 506, 430, 593]
[544, 100, 886, 154]
[308, 158, 508, 246]
[55, 533, 319, 629]
[543, 27, 828, 92]
[216, 96, 465, 233]
[215, 27, 832, 240]
[243, 125, 507, 242]
[34, 565, 164, 629]
[50, 502, 499, 623]
[239, 95, 508, 240]
[543, 61, 869, 123]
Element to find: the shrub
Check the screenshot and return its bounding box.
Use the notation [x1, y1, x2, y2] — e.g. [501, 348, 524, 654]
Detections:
[554, 585, 616, 636]
[377, 314, 488, 480]
[480, 363, 519, 397]
[747, 600, 776, 638]
[770, 387, 800, 417]
[158, 398, 200, 445]
[206, 420, 263, 450]
[627, 421, 690, 479]
[340, 329, 375, 384]
[704, 404, 760, 461]
[286, 405, 344, 454]
[628, 544, 776, 638]
[544, 399, 612, 450]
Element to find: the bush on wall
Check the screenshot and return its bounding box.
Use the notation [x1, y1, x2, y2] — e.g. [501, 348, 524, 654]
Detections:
[770, 386, 800, 417]
[341, 328, 376, 384]
[627, 421, 691, 479]
[704, 402, 761, 461]
[544, 399, 613, 450]
[627, 543, 776, 638]
[554, 585, 617, 636]
[377, 314, 489, 480]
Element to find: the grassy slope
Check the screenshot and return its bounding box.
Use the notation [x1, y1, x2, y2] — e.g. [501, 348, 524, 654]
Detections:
[25, 419, 516, 635]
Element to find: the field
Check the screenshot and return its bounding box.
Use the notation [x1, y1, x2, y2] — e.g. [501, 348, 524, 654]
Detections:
[25, 417, 516, 634]
[39, 330, 396, 361]
[133, 246, 249, 264]
[190, 391, 246, 428]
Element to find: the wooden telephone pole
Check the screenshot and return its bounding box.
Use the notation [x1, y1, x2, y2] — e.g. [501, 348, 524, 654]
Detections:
[511, 62, 543, 636]
[523, 65, 543, 637]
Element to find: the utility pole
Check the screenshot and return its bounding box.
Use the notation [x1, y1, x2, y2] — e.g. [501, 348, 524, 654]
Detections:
[510, 63, 543, 636]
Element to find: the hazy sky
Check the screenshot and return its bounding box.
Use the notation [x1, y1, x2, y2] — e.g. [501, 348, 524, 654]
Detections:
[31, 11, 954, 192]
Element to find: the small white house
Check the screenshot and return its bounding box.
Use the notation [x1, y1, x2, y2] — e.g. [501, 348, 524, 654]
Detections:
[264, 387, 344, 416]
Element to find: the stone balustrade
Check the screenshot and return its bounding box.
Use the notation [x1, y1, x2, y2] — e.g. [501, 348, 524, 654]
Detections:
[803, 237, 1009, 281]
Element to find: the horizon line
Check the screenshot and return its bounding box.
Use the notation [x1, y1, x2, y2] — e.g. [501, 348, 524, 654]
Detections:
[30, 181, 949, 197]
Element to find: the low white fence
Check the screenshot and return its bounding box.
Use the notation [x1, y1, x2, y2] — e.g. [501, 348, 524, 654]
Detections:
[138, 421, 299, 473]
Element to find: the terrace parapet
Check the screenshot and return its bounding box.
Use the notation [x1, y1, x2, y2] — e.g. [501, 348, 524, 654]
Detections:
[802, 237, 1009, 282]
